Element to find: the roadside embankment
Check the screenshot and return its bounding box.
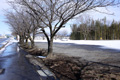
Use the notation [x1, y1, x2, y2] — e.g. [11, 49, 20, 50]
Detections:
[24, 51, 120, 80]
[0, 39, 10, 51]
[0, 40, 9, 49]
[25, 54, 59, 80]
[0, 38, 17, 53]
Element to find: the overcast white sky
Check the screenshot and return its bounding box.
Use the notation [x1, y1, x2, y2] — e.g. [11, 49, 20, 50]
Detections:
[0, 0, 120, 35]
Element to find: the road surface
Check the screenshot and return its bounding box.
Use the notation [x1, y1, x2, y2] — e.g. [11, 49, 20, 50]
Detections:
[35, 42, 120, 67]
[0, 42, 40, 80]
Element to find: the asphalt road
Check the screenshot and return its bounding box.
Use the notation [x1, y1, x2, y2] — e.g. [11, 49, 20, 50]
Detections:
[35, 42, 120, 67]
[0, 43, 40, 80]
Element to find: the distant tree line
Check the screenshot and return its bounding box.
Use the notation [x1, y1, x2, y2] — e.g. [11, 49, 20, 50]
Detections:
[70, 17, 120, 40]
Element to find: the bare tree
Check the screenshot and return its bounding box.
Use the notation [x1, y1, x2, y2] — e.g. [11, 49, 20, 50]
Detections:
[14, 0, 120, 57]
[78, 16, 92, 40]
[5, 11, 25, 44]
[5, 6, 38, 48]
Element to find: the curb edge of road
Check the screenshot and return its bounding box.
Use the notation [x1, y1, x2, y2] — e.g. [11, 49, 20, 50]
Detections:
[25, 54, 59, 80]
[0, 40, 10, 50]
[18, 45, 59, 80]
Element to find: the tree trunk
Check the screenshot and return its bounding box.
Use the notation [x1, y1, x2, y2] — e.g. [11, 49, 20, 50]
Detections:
[20, 36, 24, 44]
[19, 36, 21, 43]
[29, 37, 35, 48]
[31, 40, 34, 48]
[84, 34, 87, 40]
[24, 37, 30, 48]
[25, 38, 28, 45]
[30, 30, 36, 48]
[47, 39, 53, 57]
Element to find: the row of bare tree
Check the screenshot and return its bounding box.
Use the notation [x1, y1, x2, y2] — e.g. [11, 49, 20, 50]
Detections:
[5, 0, 120, 57]
[6, 9, 38, 48]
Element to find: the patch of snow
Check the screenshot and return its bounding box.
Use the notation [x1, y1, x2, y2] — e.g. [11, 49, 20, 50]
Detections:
[37, 70, 47, 77]
[37, 56, 46, 58]
[34, 40, 120, 50]
[17, 46, 20, 52]
[0, 38, 18, 54]
[43, 70, 54, 76]
[61, 39, 68, 41]
[34, 40, 47, 42]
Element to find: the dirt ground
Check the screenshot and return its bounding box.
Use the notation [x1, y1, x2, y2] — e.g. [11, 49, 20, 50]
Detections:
[24, 47, 120, 80]
[42, 55, 120, 80]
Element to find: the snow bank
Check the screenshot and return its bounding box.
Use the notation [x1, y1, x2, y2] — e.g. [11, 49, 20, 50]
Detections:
[34, 40, 120, 50]
[0, 38, 18, 53]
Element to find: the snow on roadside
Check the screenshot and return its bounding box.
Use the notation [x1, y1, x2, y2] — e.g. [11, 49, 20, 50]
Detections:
[0, 38, 18, 53]
[34, 40, 120, 50]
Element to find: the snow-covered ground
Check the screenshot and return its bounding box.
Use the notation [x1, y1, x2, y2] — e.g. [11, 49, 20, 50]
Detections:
[34, 40, 120, 50]
[0, 38, 18, 53]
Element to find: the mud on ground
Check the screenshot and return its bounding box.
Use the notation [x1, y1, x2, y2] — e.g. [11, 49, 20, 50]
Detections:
[43, 55, 120, 80]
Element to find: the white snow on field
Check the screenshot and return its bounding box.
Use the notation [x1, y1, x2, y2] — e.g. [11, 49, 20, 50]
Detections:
[34, 40, 120, 50]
